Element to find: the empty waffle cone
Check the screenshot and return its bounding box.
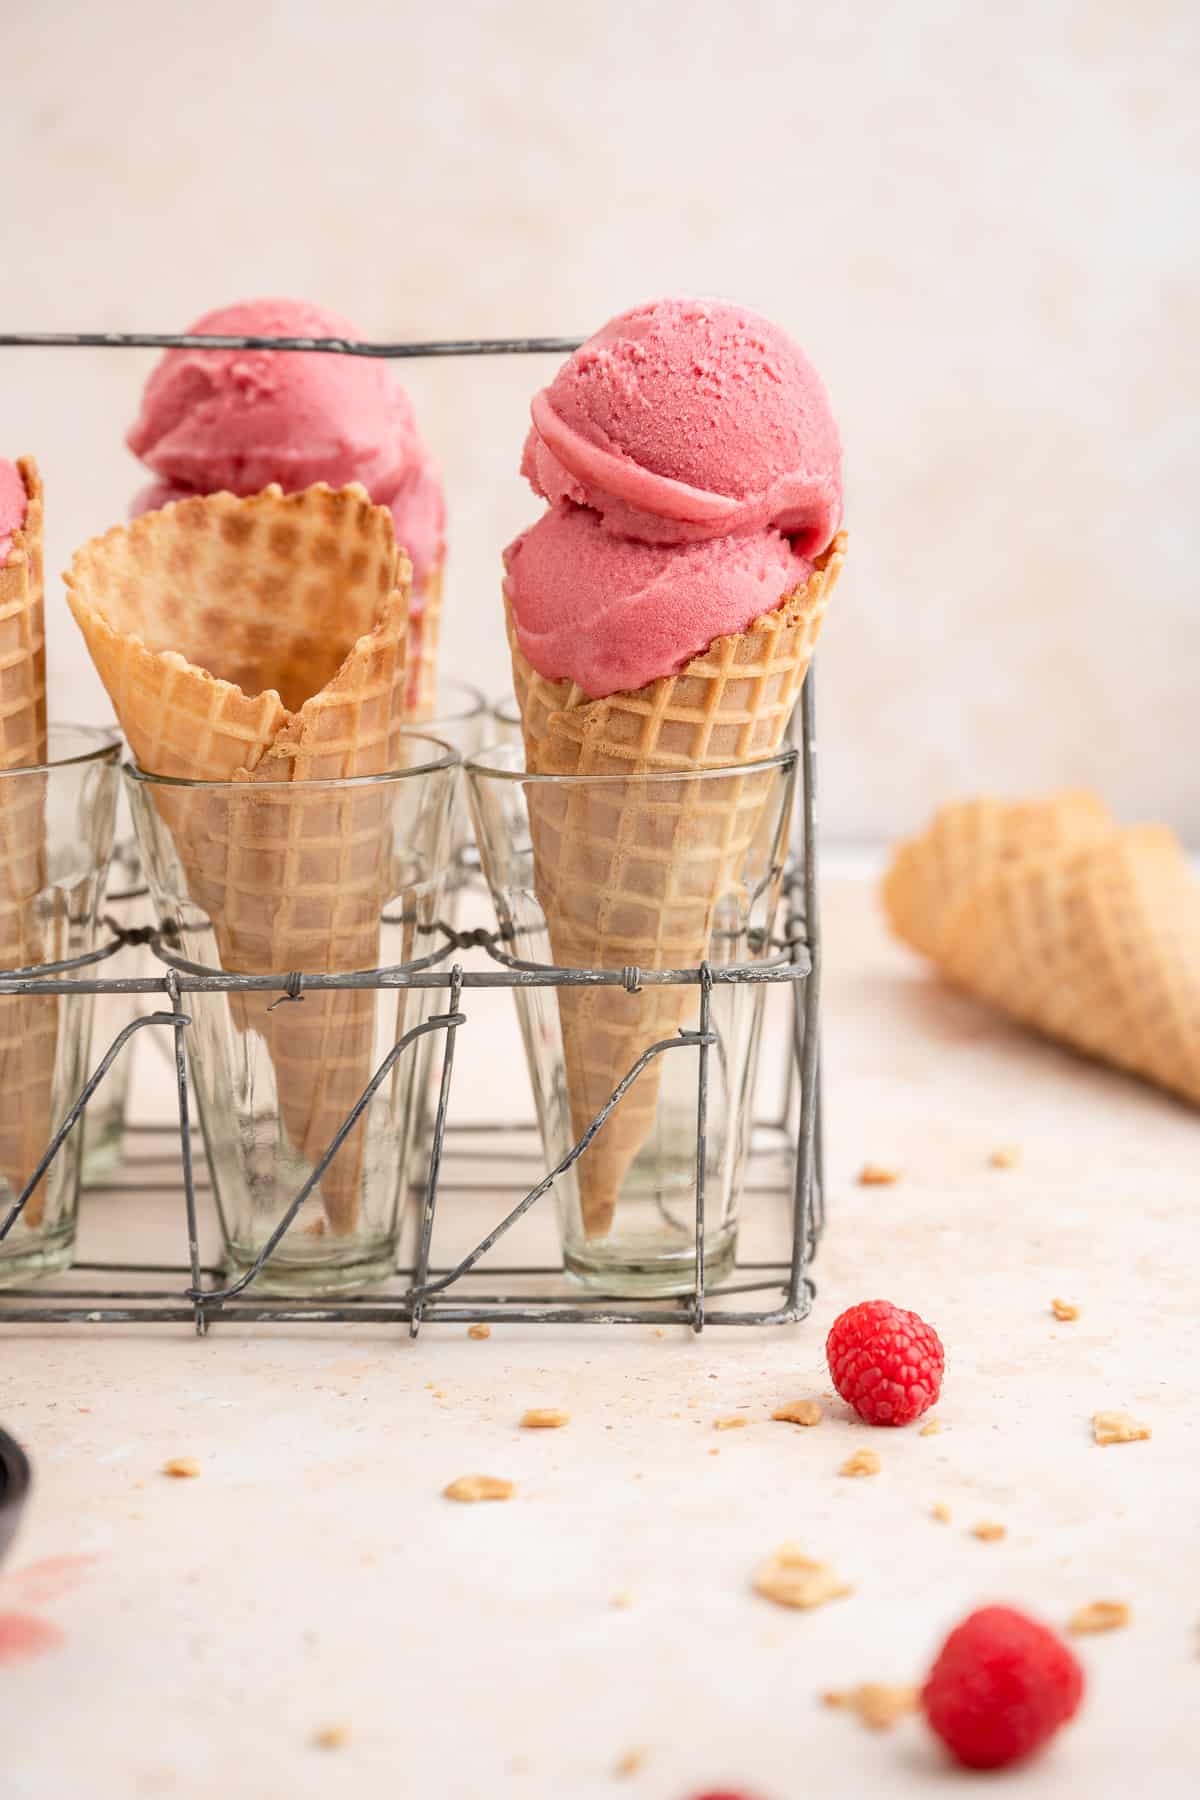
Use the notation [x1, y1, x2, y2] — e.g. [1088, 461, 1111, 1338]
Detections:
[939, 824, 1200, 1106]
[66, 484, 409, 1233]
[882, 790, 1112, 961]
[509, 533, 845, 1238]
[0, 457, 55, 1225]
[406, 559, 444, 723]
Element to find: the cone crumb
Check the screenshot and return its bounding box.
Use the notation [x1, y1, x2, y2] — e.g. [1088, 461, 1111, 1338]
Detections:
[918, 1419, 941, 1436]
[162, 1458, 201, 1480]
[931, 1501, 952, 1523]
[972, 1521, 1006, 1542]
[989, 1146, 1021, 1169]
[611, 1590, 634, 1611]
[443, 1474, 514, 1503]
[840, 1448, 881, 1478]
[714, 1415, 749, 1431]
[754, 1545, 851, 1611]
[615, 1747, 645, 1778]
[467, 1323, 491, 1340]
[1051, 1298, 1080, 1322]
[521, 1408, 570, 1429]
[858, 1163, 900, 1186]
[1069, 1600, 1130, 1635]
[1093, 1410, 1151, 1446]
[771, 1399, 823, 1427]
[313, 1725, 350, 1750]
[823, 1684, 920, 1731]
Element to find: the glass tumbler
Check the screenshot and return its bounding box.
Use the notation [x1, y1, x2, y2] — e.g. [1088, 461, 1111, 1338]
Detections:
[128, 735, 459, 1296]
[0, 726, 122, 1287]
[467, 745, 797, 1296]
[81, 838, 154, 1184]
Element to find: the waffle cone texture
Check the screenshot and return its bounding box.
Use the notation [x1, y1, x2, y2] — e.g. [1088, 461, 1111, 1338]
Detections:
[883, 793, 1200, 1110]
[508, 532, 845, 1238]
[66, 484, 411, 1232]
[0, 458, 55, 1223]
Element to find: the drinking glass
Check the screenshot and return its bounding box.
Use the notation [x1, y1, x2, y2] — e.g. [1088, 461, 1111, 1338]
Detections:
[467, 744, 796, 1295]
[0, 726, 122, 1286]
[128, 734, 459, 1296]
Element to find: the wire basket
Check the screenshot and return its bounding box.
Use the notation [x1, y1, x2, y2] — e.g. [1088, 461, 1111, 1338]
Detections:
[0, 330, 824, 1335]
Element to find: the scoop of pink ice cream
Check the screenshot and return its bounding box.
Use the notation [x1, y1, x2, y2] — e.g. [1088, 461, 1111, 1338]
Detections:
[127, 297, 446, 595]
[521, 297, 841, 556]
[504, 502, 813, 700]
[0, 458, 28, 563]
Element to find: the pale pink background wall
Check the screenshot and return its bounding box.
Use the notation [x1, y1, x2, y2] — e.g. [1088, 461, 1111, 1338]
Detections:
[3, 0, 1196, 841]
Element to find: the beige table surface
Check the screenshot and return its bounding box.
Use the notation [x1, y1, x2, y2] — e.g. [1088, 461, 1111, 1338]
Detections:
[2, 871, 1197, 1800]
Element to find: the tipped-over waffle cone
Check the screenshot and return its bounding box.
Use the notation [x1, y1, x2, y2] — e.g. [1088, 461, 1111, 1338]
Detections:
[0, 457, 55, 1225]
[882, 790, 1112, 961]
[406, 559, 444, 723]
[66, 484, 410, 1232]
[509, 533, 845, 1237]
[884, 799, 1200, 1111]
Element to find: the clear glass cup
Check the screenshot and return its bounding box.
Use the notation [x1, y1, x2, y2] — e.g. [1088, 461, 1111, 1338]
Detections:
[424, 681, 487, 924]
[81, 838, 153, 1185]
[127, 734, 459, 1296]
[467, 745, 797, 1296]
[0, 726, 122, 1287]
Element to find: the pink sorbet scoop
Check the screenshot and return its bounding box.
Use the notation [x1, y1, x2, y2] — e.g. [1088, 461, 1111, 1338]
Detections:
[0, 458, 28, 563]
[521, 297, 841, 556]
[127, 297, 445, 590]
[504, 501, 813, 699]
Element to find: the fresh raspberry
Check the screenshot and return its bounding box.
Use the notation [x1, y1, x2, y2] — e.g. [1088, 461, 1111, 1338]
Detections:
[922, 1606, 1085, 1769]
[826, 1299, 944, 1426]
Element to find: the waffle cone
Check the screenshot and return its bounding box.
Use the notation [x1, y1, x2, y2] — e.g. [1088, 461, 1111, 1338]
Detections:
[882, 790, 1112, 961]
[66, 485, 410, 1232]
[406, 559, 444, 723]
[508, 533, 845, 1237]
[0, 458, 54, 1225]
[937, 824, 1200, 1105]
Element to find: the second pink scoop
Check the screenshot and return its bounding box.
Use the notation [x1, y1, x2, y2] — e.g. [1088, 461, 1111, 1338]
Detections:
[504, 502, 812, 700]
[0, 458, 27, 563]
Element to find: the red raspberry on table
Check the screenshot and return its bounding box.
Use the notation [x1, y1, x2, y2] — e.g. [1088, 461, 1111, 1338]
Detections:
[922, 1605, 1085, 1769]
[826, 1298, 944, 1426]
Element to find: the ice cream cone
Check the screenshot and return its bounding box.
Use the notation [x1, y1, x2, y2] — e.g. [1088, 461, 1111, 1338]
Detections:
[406, 559, 444, 722]
[508, 533, 844, 1237]
[937, 824, 1200, 1106]
[66, 484, 410, 1232]
[882, 791, 1112, 962]
[0, 458, 54, 1225]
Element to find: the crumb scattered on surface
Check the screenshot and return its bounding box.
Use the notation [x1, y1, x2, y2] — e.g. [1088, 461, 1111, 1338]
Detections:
[443, 1474, 514, 1503]
[521, 1408, 570, 1429]
[772, 1399, 823, 1427]
[162, 1458, 201, 1479]
[823, 1684, 920, 1731]
[989, 1146, 1021, 1169]
[653, 1328, 666, 1339]
[313, 1725, 349, 1750]
[931, 1502, 952, 1523]
[754, 1545, 852, 1611]
[1093, 1411, 1151, 1446]
[1069, 1600, 1130, 1635]
[972, 1521, 1006, 1542]
[708, 1448, 720, 1456]
[858, 1163, 900, 1186]
[611, 1590, 634, 1610]
[919, 1419, 941, 1437]
[1051, 1298, 1080, 1322]
[714, 1415, 748, 1431]
[840, 1448, 881, 1478]
[615, 1748, 645, 1778]
[467, 1323, 491, 1340]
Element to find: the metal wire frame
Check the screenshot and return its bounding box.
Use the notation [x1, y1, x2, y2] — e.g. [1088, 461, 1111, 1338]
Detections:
[0, 329, 824, 1333]
[0, 677, 822, 1336]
